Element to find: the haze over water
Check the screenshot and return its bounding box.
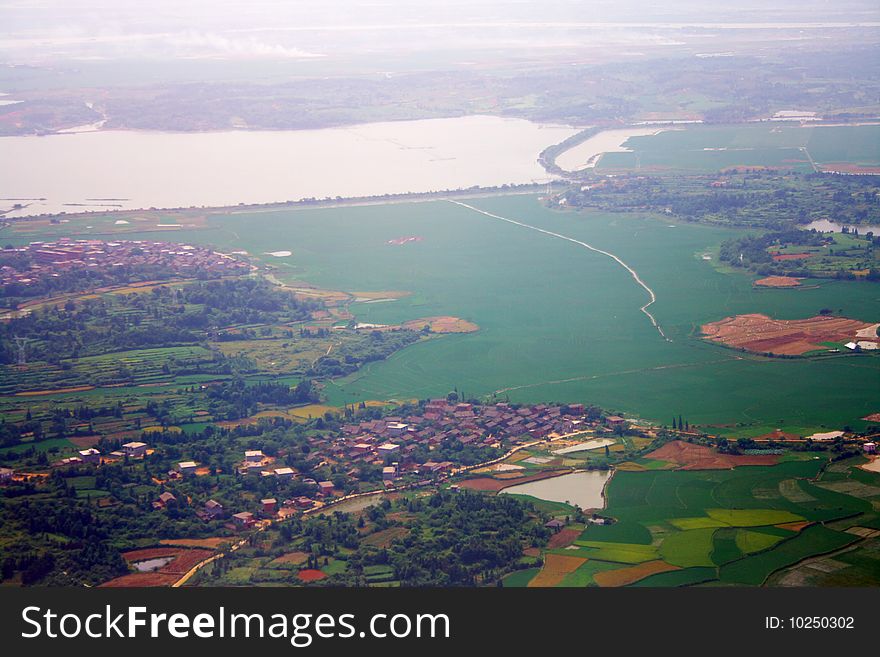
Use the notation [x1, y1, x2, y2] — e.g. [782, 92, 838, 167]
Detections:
[0, 116, 576, 217]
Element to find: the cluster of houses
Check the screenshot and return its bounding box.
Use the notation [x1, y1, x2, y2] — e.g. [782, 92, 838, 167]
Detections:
[1, 238, 249, 288]
[324, 400, 597, 467]
[53, 440, 148, 468]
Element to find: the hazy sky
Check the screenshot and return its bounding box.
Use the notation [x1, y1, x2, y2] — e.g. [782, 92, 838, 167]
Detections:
[1, 1, 878, 63]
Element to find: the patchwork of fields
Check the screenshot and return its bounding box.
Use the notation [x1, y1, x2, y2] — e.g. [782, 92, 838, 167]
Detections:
[511, 454, 880, 587]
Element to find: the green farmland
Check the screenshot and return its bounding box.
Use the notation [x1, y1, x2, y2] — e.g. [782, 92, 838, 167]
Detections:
[570, 456, 880, 586]
[5, 193, 878, 434]
[596, 123, 880, 173]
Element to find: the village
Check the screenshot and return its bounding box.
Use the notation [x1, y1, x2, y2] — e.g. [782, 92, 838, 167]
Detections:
[0, 238, 250, 289]
[0, 399, 626, 530]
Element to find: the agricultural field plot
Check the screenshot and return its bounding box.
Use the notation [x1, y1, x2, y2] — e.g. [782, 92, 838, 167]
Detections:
[0, 345, 217, 395]
[701, 313, 877, 356]
[567, 458, 880, 586]
[101, 547, 214, 587]
[763, 232, 880, 279]
[768, 536, 880, 586]
[595, 124, 880, 174]
[18, 194, 877, 434]
[214, 336, 338, 375]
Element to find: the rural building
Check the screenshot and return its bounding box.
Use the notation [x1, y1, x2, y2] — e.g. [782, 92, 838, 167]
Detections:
[387, 422, 409, 437]
[153, 491, 177, 509]
[605, 415, 625, 425]
[292, 496, 314, 509]
[864, 442, 877, 454]
[203, 499, 224, 518]
[244, 450, 264, 462]
[78, 448, 101, 463]
[317, 481, 335, 497]
[545, 519, 566, 531]
[122, 441, 147, 458]
[383, 463, 399, 480]
[261, 498, 277, 514]
[274, 467, 296, 481]
[178, 461, 199, 476]
[378, 443, 401, 457]
[232, 511, 255, 527]
[0, 467, 13, 483]
[242, 461, 265, 475]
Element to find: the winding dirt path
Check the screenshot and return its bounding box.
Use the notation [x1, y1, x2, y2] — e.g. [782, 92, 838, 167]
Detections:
[449, 200, 669, 340]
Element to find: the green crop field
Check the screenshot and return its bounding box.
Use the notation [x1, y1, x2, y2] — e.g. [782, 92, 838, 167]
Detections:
[4, 194, 878, 433]
[596, 123, 880, 173]
[565, 459, 879, 586]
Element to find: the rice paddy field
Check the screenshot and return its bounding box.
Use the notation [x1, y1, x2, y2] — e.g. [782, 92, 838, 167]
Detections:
[7, 192, 878, 434]
[595, 123, 880, 173]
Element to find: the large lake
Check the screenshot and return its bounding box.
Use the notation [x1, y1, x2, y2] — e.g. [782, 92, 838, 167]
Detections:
[500, 470, 611, 509]
[0, 115, 577, 217]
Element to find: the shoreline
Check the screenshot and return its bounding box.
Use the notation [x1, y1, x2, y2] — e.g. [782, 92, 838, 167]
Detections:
[0, 182, 558, 224]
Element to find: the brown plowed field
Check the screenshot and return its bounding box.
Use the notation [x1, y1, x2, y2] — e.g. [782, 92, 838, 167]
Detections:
[297, 569, 327, 582]
[754, 276, 802, 288]
[701, 313, 873, 356]
[528, 554, 587, 587]
[646, 441, 779, 470]
[547, 528, 581, 549]
[593, 560, 680, 587]
[100, 547, 214, 587]
[459, 469, 571, 492]
[401, 316, 479, 333]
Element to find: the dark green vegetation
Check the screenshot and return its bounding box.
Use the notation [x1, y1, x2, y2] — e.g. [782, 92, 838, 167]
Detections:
[719, 228, 879, 280]
[195, 490, 551, 587]
[0, 278, 318, 370]
[560, 171, 880, 229]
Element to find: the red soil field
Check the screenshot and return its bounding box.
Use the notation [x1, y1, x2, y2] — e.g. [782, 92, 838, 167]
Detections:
[593, 560, 680, 587]
[547, 528, 581, 549]
[754, 276, 802, 288]
[297, 569, 327, 582]
[646, 441, 778, 470]
[701, 313, 873, 356]
[100, 547, 214, 587]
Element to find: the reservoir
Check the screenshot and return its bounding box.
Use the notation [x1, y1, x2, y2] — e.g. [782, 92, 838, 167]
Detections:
[500, 470, 611, 509]
[802, 219, 880, 234]
[0, 115, 577, 217]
